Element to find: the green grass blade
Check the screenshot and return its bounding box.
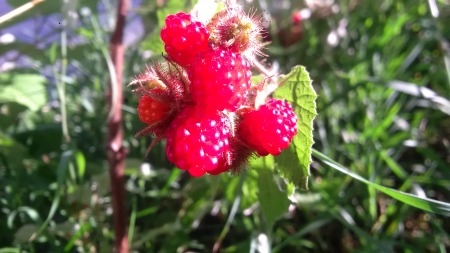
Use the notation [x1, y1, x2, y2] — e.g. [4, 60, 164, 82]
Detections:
[312, 149, 450, 216]
[272, 218, 332, 252]
[0, 248, 21, 253]
[74, 150, 86, 182]
[31, 150, 73, 240]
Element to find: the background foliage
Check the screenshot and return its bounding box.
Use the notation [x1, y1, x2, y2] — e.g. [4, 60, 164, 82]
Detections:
[0, 0, 449, 252]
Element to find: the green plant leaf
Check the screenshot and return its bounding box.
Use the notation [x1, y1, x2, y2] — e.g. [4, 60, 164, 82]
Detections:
[0, 103, 27, 130]
[240, 170, 259, 209]
[0, 73, 47, 111]
[312, 149, 450, 216]
[14, 224, 38, 244]
[7, 207, 40, 229]
[273, 66, 317, 190]
[252, 156, 291, 228]
[33, 150, 73, 241]
[258, 169, 291, 227]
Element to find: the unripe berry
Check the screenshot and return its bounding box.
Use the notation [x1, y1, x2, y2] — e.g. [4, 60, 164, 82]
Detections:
[137, 95, 171, 125]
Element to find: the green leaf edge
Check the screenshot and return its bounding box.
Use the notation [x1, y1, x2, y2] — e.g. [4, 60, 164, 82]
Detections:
[274, 66, 318, 191]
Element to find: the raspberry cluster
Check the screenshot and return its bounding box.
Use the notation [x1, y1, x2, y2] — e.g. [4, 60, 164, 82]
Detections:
[130, 7, 299, 177]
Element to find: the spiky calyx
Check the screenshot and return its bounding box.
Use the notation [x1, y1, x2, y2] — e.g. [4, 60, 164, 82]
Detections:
[130, 62, 189, 106]
[130, 62, 191, 150]
[207, 6, 264, 59]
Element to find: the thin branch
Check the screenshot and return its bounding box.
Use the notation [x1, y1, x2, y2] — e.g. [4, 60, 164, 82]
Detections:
[106, 0, 130, 252]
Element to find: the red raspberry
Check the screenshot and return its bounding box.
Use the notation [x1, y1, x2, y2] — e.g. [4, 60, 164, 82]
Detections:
[188, 47, 252, 112]
[137, 95, 170, 125]
[238, 99, 298, 156]
[160, 12, 210, 67]
[292, 11, 302, 24]
[165, 106, 232, 177]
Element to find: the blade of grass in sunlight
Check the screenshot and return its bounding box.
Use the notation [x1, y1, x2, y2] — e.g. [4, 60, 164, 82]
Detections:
[313, 149, 450, 216]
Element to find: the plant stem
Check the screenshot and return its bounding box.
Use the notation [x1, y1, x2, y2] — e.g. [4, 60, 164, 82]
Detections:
[0, 0, 44, 25]
[106, 0, 129, 252]
[58, 26, 70, 143]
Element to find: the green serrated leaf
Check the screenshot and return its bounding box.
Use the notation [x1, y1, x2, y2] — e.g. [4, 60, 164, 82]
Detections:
[273, 66, 317, 190]
[0, 73, 47, 111]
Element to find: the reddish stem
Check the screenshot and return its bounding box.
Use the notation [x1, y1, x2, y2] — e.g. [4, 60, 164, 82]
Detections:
[107, 0, 129, 252]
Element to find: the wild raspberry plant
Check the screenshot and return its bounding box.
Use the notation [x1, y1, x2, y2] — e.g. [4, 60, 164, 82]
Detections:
[130, 4, 317, 184]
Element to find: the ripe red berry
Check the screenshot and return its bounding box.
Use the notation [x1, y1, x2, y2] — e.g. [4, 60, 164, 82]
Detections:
[165, 106, 232, 177]
[137, 95, 170, 125]
[238, 99, 298, 156]
[292, 11, 302, 24]
[160, 12, 210, 67]
[188, 47, 252, 112]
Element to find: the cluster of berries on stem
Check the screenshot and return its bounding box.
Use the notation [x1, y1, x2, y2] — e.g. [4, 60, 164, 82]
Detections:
[130, 4, 299, 177]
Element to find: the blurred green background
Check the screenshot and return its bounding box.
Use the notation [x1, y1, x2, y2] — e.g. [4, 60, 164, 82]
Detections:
[0, 0, 449, 252]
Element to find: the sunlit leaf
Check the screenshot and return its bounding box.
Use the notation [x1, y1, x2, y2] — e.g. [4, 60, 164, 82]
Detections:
[0, 73, 47, 111]
[273, 66, 317, 190]
[0, 248, 21, 253]
[74, 150, 86, 181]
